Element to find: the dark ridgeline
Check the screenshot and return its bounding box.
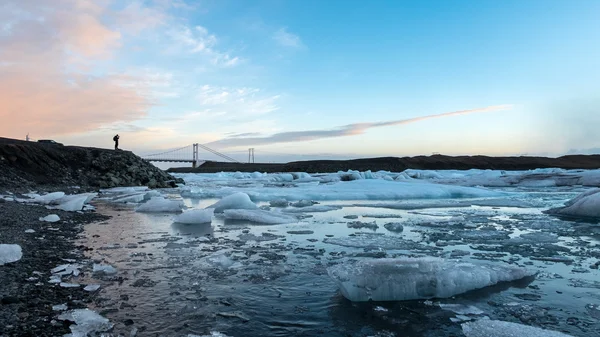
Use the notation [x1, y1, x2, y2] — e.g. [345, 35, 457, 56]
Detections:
[168, 154, 600, 173]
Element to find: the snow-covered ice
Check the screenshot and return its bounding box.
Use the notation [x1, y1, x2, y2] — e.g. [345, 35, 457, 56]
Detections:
[174, 209, 214, 224]
[462, 319, 573, 337]
[223, 209, 297, 225]
[0, 244, 22, 265]
[135, 197, 184, 213]
[58, 309, 113, 337]
[327, 257, 535, 301]
[209, 192, 258, 213]
[39, 214, 60, 222]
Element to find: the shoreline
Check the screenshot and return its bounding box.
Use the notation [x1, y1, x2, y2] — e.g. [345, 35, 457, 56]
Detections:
[0, 199, 109, 337]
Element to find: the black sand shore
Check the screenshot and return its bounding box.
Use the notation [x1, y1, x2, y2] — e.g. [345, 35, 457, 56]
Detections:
[0, 199, 109, 336]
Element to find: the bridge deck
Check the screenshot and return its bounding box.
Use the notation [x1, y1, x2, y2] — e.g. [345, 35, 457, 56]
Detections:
[143, 159, 195, 163]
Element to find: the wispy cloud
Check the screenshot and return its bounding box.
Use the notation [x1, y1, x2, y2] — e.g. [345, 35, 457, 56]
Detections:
[273, 28, 304, 49]
[167, 25, 241, 67]
[197, 85, 280, 116]
[208, 105, 513, 148]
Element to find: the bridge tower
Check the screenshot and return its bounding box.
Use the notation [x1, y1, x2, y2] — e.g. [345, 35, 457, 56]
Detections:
[192, 143, 199, 168]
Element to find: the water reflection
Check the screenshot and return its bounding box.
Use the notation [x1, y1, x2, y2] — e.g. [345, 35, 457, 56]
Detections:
[171, 221, 214, 236]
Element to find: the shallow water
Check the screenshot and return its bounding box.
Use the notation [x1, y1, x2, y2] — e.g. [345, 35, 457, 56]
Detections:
[77, 187, 600, 337]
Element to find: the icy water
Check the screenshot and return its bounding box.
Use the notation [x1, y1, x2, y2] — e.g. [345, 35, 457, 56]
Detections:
[77, 177, 600, 337]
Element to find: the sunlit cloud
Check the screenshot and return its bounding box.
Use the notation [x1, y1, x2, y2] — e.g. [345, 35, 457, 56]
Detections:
[208, 105, 513, 148]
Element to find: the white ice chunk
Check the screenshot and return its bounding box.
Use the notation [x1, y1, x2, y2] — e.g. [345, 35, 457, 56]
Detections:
[39, 214, 60, 222]
[93, 264, 117, 275]
[546, 188, 600, 218]
[135, 197, 184, 213]
[53, 303, 68, 311]
[58, 309, 113, 337]
[34, 192, 65, 204]
[327, 257, 535, 302]
[84, 284, 101, 292]
[25, 229, 35, 233]
[54, 194, 96, 212]
[60, 282, 80, 288]
[439, 303, 485, 315]
[174, 209, 214, 224]
[0, 244, 22, 265]
[203, 252, 240, 269]
[188, 332, 231, 337]
[209, 192, 257, 213]
[224, 209, 297, 225]
[462, 319, 573, 337]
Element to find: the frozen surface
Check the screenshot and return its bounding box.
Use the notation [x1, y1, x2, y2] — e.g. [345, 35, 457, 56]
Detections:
[223, 209, 297, 224]
[462, 319, 573, 337]
[135, 197, 184, 213]
[58, 309, 113, 337]
[34, 192, 65, 204]
[282, 205, 342, 213]
[327, 258, 535, 301]
[174, 209, 214, 224]
[209, 192, 258, 213]
[84, 284, 101, 292]
[546, 188, 600, 218]
[39, 214, 60, 222]
[0, 244, 22, 265]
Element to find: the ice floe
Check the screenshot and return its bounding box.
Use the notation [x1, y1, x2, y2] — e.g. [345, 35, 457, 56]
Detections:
[0, 244, 22, 265]
[39, 214, 60, 222]
[461, 318, 573, 337]
[209, 192, 258, 213]
[223, 209, 297, 225]
[327, 257, 535, 301]
[545, 188, 600, 218]
[93, 263, 117, 275]
[135, 197, 184, 213]
[58, 309, 113, 337]
[174, 209, 214, 224]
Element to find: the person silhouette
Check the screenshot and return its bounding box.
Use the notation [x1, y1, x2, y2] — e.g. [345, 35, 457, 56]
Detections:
[113, 134, 120, 150]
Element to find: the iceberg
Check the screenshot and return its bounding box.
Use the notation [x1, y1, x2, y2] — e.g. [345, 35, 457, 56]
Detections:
[93, 264, 117, 275]
[135, 197, 184, 213]
[34, 192, 65, 204]
[0, 244, 22, 265]
[58, 309, 113, 337]
[545, 188, 600, 218]
[40, 214, 60, 222]
[51, 193, 97, 211]
[327, 257, 535, 302]
[174, 209, 214, 224]
[462, 319, 573, 337]
[209, 192, 257, 213]
[224, 209, 297, 224]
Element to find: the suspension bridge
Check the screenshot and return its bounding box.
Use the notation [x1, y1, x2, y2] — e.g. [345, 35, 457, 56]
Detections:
[139, 143, 245, 167]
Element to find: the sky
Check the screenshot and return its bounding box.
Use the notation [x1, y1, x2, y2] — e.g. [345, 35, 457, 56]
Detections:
[1, 0, 600, 163]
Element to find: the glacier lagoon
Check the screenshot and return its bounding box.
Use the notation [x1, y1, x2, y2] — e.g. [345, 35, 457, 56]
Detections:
[70, 169, 600, 336]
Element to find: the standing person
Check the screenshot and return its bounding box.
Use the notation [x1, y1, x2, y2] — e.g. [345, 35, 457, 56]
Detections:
[113, 134, 120, 150]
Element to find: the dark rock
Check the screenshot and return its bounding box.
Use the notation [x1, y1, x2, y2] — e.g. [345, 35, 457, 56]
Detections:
[1, 296, 20, 304]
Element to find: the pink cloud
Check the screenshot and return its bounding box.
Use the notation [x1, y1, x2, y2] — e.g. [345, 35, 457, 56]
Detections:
[0, 0, 154, 139]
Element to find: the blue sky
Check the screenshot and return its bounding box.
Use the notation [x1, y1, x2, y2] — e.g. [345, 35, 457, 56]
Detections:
[2, 0, 600, 162]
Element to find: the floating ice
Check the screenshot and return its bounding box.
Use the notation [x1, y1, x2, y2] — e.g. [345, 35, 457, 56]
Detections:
[39, 214, 60, 222]
[84, 284, 101, 292]
[58, 309, 113, 337]
[180, 176, 502, 202]
[93, 264, 117, 275]
[291, 200, 317, 207]
[546, 188, 600, 218]
[283, 205, 342, 213]
[347, 221, 379, 230]
[0, 244, 22, 265]
[25, 229, 35, 233]
[327, 257, 535, 301]
[174, 209, 214, 224]
[209, 192, 258, 213]
[135, 197, 184, 213]
[203, 252, 240, 269]
[224, 209, 297, 225]
[188, 332, 231, 337]
[439, 303, 485, 315]
[461, 319, 573, 337]
[323, 233, 426, 250]
[52, 264, 82, 277]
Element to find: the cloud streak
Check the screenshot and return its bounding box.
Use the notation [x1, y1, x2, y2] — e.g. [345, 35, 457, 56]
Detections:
[207, 105, 513, 148]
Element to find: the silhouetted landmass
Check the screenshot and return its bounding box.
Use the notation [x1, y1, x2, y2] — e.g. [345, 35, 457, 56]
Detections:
[168, 154, 600, 174]
[0, 137, 180, 190]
